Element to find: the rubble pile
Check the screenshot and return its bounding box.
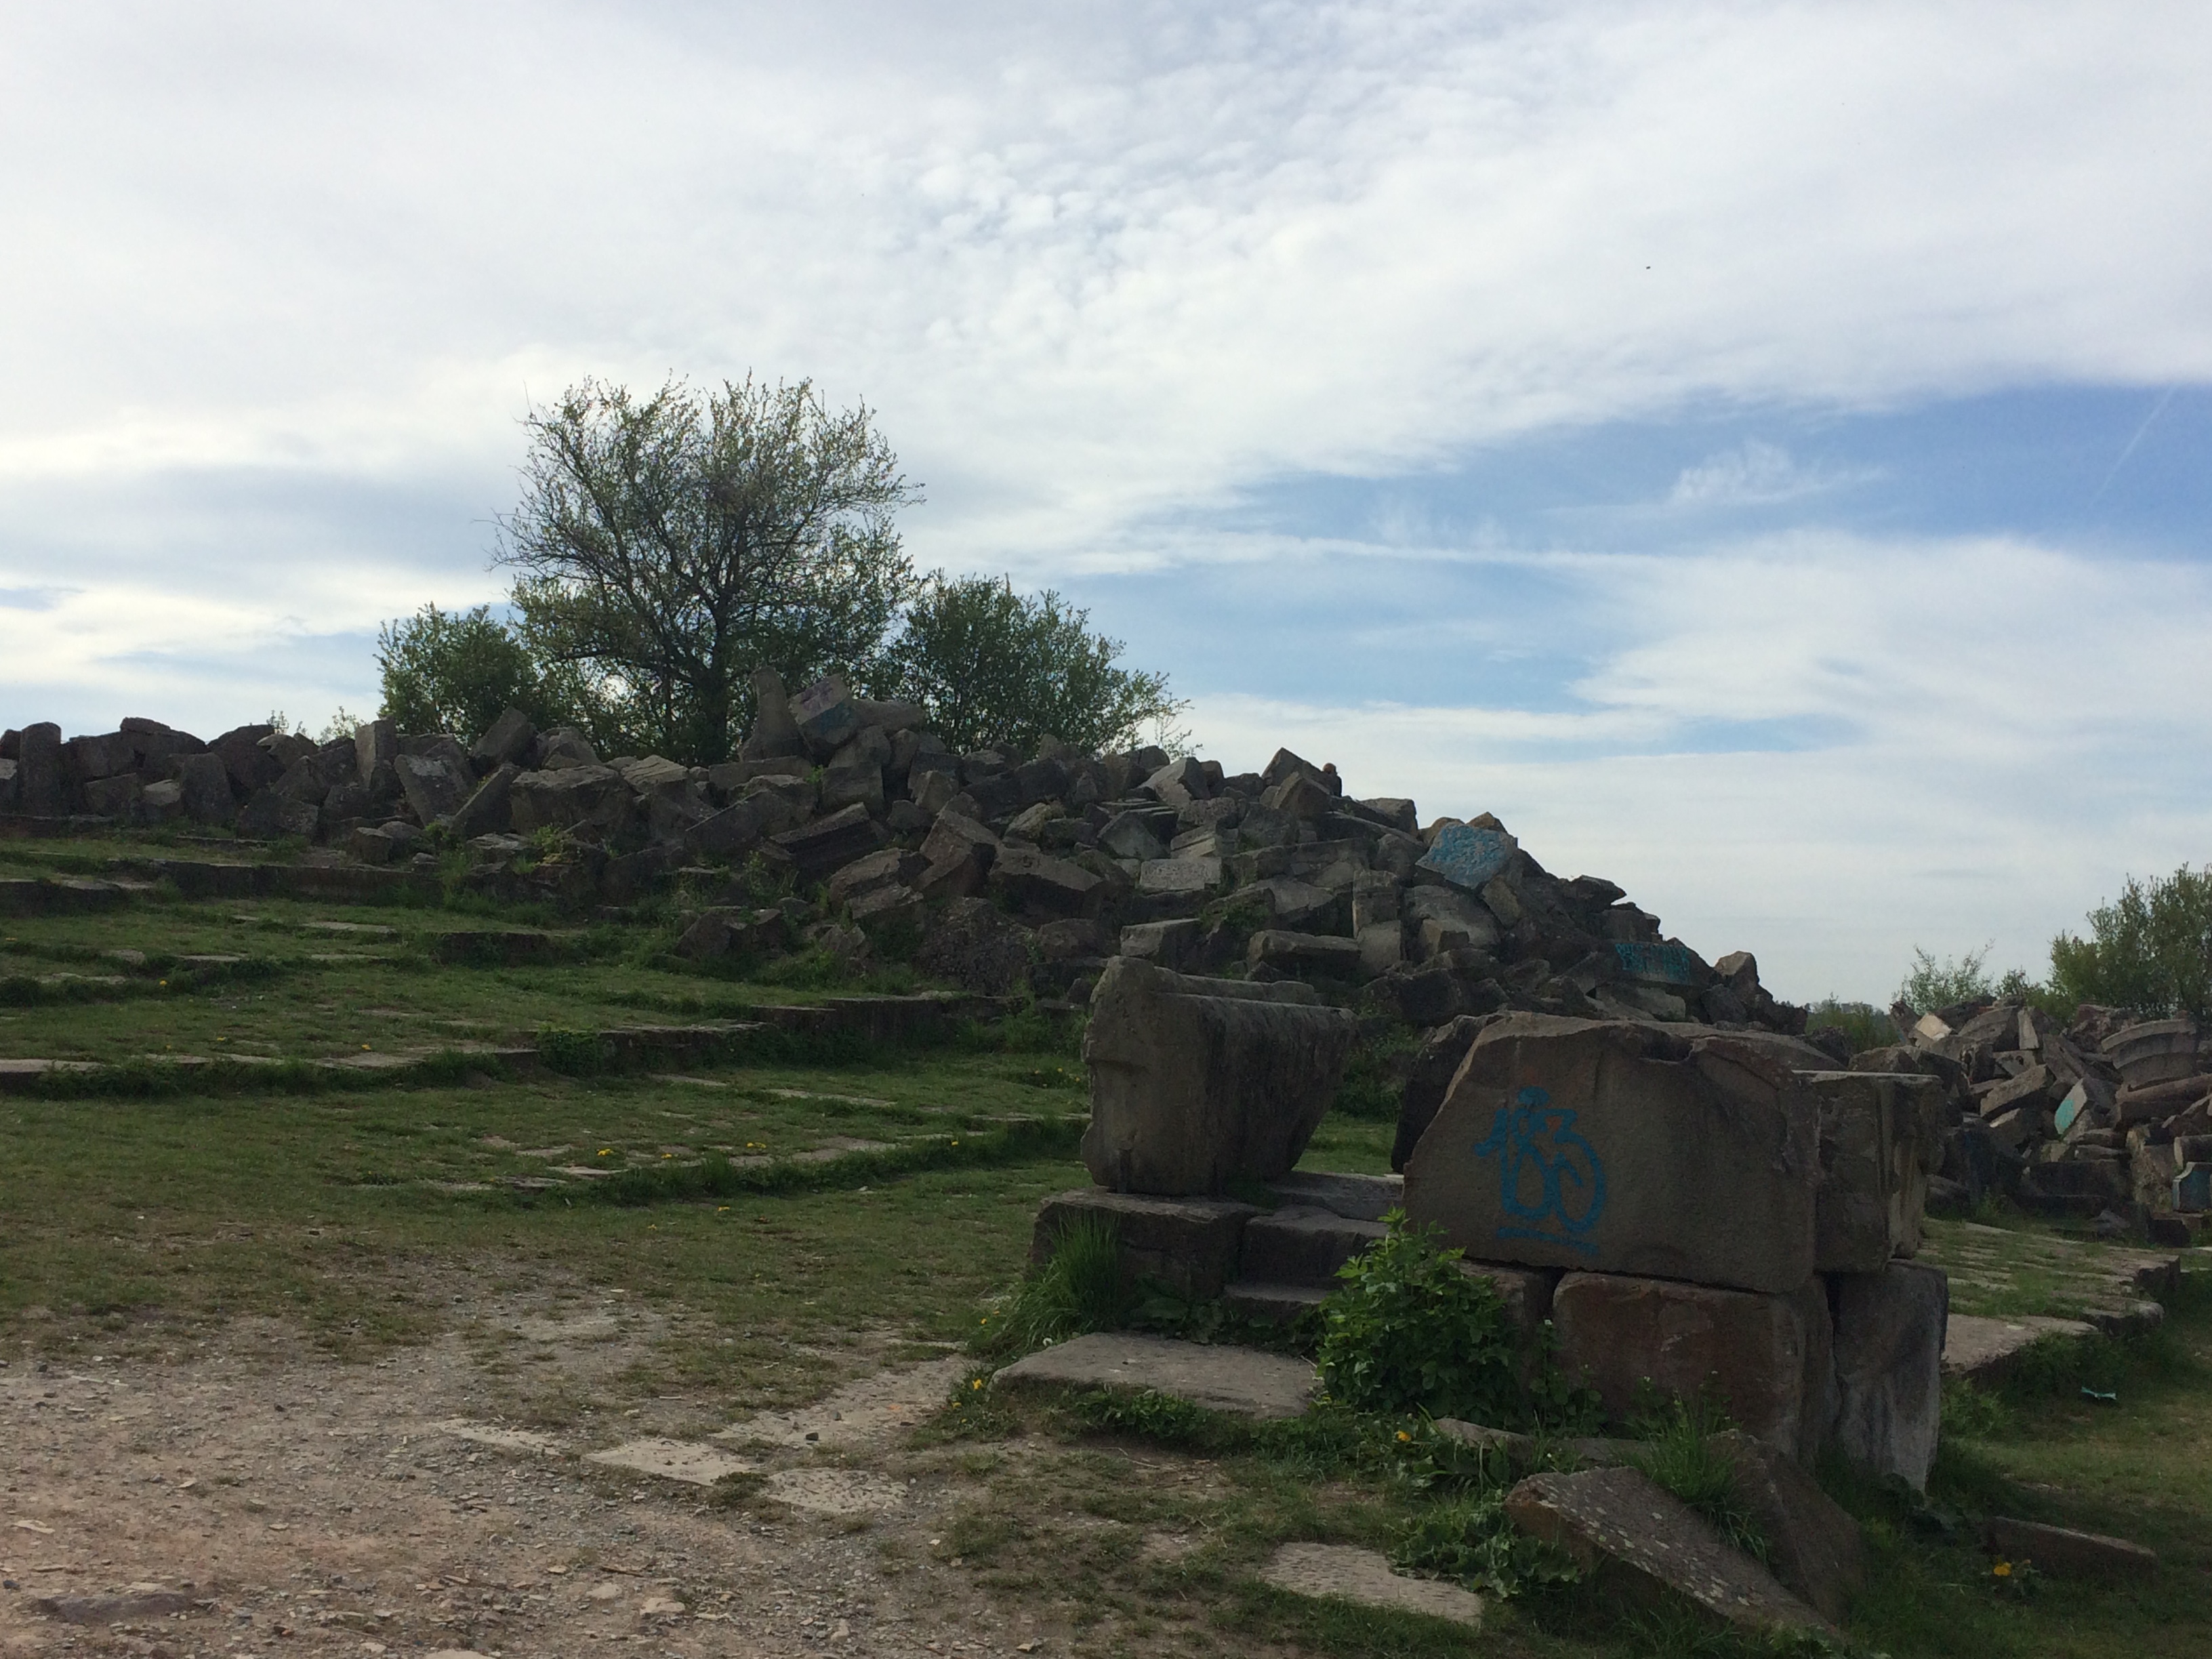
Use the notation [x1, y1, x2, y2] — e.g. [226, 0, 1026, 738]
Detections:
[1, 666, 1808, 1040]
[1885, 998, 2212, 1231]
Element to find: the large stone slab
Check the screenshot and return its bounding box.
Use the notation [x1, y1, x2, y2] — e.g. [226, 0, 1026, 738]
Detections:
[1403, 1015, 1818, 1293]
[1551, 1271, 1834, 1463]
[18, 722, 62, 815]
[1941, 1312, 2096, 1384]
[1982, 1516, 2158, 1580]
[1258, 1542, 1483, 1631]
[1830, 1261, 1947, 1489]
[1031, 1188, 1260, 1300]
[992, 1332, 1317, 1419]
[1504, 1466, 1832, 1637]
[1415, 823, 1517, 893]
[1803, 1070, 1944, 1271]
[1240, 1206, 1386, 1287]
[1080, 958, 1356, 1195]
[1707, 1429, 1865, 1622]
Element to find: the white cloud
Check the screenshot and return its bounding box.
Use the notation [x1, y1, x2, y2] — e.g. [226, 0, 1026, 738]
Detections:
[1184, 531, 2212, 1004]
[1667, 441, 1868, 507]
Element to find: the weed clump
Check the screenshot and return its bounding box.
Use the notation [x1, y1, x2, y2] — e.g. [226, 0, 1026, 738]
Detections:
[981, 1216, 1128, 1356]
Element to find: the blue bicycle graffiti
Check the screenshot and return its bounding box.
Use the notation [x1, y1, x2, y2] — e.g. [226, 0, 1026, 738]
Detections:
[1471, 1085, 1605, 1254]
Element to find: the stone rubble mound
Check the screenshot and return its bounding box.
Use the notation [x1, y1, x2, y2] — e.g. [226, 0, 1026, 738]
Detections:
[1883, 996, 2211, 1235]
[3, 666, 1809, 1042]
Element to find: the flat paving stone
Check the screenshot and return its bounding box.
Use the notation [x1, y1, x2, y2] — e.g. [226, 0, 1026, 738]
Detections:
[761, 1469, 907, 1515]
[1942, 1313, 2097, 1383]
[1259, 1542, 1483, 1629]
[583, 1437, 758, 1486]
[718, 1355, 970, 1451]
[992, 1332, 1317, 1418]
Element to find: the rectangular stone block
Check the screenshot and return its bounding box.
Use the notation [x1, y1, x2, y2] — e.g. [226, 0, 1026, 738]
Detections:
[1552, 1271, 1834, 1464]
[1403, 1014, 1818, 1293]
[1031, 1188, 1260, 1300]
[1829, 1260, 1946, 1490]
[1081, 958, 1356, 1195]
[1240, 1207, 1387, 1287]
[1459, 1258, 1561, 1343]
[18, 722, 62, 815]
[1801, 1070, 1944, 1271]
[1265, 1170, 1403, 1221]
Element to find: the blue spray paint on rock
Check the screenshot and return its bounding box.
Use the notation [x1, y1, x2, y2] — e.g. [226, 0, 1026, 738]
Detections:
[1471, 1085, 1606, 1254]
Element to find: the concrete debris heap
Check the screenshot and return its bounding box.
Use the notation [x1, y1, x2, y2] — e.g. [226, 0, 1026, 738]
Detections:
[2, 666, 1811, 1042]
[1876, 998, 2211, 1240]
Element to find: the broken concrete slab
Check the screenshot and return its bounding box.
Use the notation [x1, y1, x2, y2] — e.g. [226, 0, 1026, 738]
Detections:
[1404, 1015, 1818, 1294]
[583, 1437, 759, 1486]
[1504, 1465, 1833, 1637]
[1982, 1515, 2157, 1580]
[1258, 1542, 1483, 1630]
[1941, 1312, 2097, 1385]
[1080, 958, 1355, 1195]
[33, 1590, 196, 1624]
[717, 1356, 972, 1451]
[991, 1332, 1318, 1419]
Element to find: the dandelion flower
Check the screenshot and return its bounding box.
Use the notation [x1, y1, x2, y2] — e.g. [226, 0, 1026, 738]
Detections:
[1396, 1431, 1411, 1442]
[1992, 1561, 2012, 1578]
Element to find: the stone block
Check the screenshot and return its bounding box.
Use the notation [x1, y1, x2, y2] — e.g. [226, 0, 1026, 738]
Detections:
[18, 722, 62, 815]
[1119, 917, 1203, 971]
[1258, 771, 1334, 820]
[773, 802, 889, 882]
[1416, 823, 1517, 893]
[510, 764, 631, 835]
[1401, 884, 1501, 958]
[1240, 1206, 1387, 1286]
[988, 842, 1102, 920]
[790, 673, 859, 758]
[1258, 1543, 1483, 1630]
[0, 757, 16, 811]
[741, 665, 808, 760]
[237, 788, 319, 840]
[64, 730, 136, 783]
[1355, 922, 1404, 977]
[1801, 1069, 1944, 1271]
[1391, 1014, 1494, 1170]
[173, 751, 237, 824]
[1458, 1259, 1561, 1342]
[826, 847, 925, 907]
[819, 758, 886, 816]
[447, 762, 518, 837]
[81, 774, 143, 817]
[849, 882, 922, 929]
[1247, 930, 1364, 975]
[1080, 957, 1357, 1195]
[1136, 857, 1220, 897]
[685, 800, 764, 860]
[1829, 1259, 1946, 1490]
[394, 747, 472, 823]
[1403, 1015, 1819, 1293]
[197, 726, 272, 796]
[2101, 1018, 2197, 1088]
[470, 707, 537, 769]
[355, 717, 398, 783]
[1551, 1271, 1835, 1463]
[1504, 1466, 1831, 1638]
[1266, 1170, 1404, 1221]
[1031, 1187, 1261, 1300]
[1706, 1429, 1865, 1622]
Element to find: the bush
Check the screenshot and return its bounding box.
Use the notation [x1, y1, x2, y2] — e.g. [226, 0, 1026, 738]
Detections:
[1315, 1213, 1528, 1425]
[1392, 1488, 1582, 1599]
[376, 602, 557, 739]
[881, 572, 1185, 756]
[2050, 865, 2212, 1021]
[1803, 998, 1898, 1053]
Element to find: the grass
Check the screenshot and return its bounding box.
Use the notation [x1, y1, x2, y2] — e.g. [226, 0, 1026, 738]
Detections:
[3, 823, 2210, 1656]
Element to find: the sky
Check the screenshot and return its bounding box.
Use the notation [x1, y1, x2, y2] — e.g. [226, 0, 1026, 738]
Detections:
[3, 1, 2209, 1003]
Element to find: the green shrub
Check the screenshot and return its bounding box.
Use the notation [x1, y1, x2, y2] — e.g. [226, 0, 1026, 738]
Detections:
[536, 1025, 609, 1075]
[1391, 1488, 1581, 1599]
[1316, 1212, 1527, 1425]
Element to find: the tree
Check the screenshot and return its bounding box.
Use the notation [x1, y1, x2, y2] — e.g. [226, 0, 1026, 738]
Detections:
[499, 375, 918, 764]
[881, 573, 1186, 756]
[375, 604, 552, 739]
[1895, 944, 1996, 1013]
[2049, 866, 2212, 1021]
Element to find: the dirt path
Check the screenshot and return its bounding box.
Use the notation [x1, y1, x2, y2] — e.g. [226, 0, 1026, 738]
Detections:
[0, 1309, 1054, 1659]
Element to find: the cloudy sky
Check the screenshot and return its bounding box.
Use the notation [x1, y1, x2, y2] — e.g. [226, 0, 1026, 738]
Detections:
[4, 1, 2209, 1002]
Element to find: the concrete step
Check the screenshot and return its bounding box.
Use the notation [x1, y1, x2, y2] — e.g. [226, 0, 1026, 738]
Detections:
[1223, 1281, 1329, 1324]
[1240, 1205, 1387, 1286]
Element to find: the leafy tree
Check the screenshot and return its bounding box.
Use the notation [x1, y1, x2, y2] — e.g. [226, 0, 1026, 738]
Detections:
[2050, 866, 2212, 1021]
[374, 604, 552, 739]
[499, 375, 918, 764]
[882, 573, 1185, 756]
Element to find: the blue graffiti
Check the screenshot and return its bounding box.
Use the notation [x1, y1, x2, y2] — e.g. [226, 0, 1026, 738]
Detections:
[1471, 1086, 1605, 1254]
